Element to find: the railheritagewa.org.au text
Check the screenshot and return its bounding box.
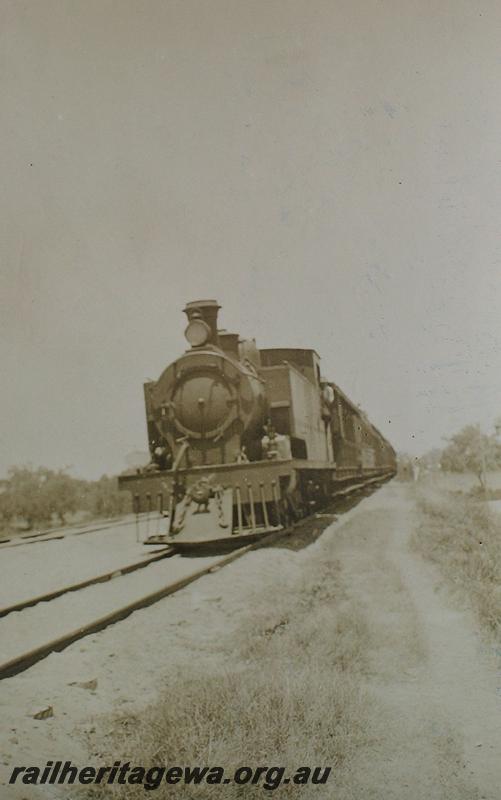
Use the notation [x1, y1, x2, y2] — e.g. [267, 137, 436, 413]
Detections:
[9, 761, 332, 791]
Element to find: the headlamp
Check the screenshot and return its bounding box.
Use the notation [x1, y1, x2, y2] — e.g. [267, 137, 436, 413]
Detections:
[184, 318, 211, 347]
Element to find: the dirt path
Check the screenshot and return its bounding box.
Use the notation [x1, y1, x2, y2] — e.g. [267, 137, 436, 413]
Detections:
[335, 484, 501, 800]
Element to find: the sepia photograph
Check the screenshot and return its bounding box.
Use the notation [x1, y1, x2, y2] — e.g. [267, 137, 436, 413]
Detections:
[1, 1, 501, 798]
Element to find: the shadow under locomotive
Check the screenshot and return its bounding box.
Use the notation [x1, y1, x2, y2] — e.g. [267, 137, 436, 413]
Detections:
[119, 299, 396, 553]
[266, 483, 383, 554]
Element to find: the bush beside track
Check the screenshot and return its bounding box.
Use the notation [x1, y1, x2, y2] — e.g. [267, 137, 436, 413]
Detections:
[412, 487, 501, 638]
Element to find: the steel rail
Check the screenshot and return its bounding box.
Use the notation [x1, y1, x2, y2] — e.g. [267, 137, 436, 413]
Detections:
[331, 472, 391, 497]
[0, 513, 156, 550]
[0, 547, 173, 619]
[0, 528, 289, 681]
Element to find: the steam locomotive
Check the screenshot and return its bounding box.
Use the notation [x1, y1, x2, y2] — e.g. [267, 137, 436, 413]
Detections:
[119, 300, 396, 548]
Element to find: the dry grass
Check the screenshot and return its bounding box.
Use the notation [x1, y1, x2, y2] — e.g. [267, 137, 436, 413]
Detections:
[412, 488, 501, 636]
[83, 541, 376, 799]
[418, 470, 501, 495]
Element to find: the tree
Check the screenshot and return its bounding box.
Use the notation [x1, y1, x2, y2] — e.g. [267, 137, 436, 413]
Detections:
[0, 466, 54, 529]
[87, 475, 131, 518]
[0, 466, 85, 530]
[440, 425, 501, 489]
[0, 464, 131, 533]
[44, 469, 82, 524]
[418, 448, 442, 471]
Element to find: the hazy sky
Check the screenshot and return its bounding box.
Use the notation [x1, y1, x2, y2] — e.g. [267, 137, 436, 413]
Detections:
[2, 0, 501, 479]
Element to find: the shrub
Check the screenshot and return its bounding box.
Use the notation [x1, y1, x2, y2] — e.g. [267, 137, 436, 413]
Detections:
[413, 490, 501, 636]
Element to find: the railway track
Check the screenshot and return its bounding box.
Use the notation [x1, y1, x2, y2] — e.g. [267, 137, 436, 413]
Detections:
[0, 475, 390, 682]
[0, 528, 289, 682]
[0, 546, 173, 618]
[0, 512, 158, 550]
